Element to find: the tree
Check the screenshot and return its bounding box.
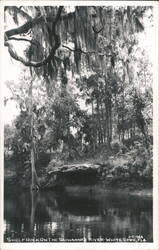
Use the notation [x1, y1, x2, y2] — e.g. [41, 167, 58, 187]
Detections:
[4, 124, 15, 155]
[4, 6, 152, 189]
[4, 6, 149, 77]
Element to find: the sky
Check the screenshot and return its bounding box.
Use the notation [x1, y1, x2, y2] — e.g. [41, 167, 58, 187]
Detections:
[3, 50, 22, 124]
[2, 6, 155, 125]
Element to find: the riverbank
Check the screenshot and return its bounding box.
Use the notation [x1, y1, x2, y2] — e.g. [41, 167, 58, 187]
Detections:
[4, 142, 152, 191]
[4, 169, 152, 194]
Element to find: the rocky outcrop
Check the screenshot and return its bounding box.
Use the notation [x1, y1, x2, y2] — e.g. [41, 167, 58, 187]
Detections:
[44, 161, 101, 188]
[47, 162, 101, 175]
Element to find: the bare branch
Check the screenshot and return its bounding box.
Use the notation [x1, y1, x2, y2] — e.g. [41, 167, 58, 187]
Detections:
[62, 45, 96, 55]
[62, 45, 112, 57]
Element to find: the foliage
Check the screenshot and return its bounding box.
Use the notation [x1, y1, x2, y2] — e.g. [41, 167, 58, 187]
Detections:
[4, 6, 151, 78]
[4, 6, 153, 187]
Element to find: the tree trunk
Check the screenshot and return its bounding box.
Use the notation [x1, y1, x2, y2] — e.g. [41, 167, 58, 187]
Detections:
[97, 98, 102, 145]
[30, 191, 39, 232]
[109, 100, 112, 143]
[102, 102, 106, 143]
[29, 78, 40, 190]
[99, 99, 104, 144]
[92, 101, 96, 152]
[31, 142, 40, 189]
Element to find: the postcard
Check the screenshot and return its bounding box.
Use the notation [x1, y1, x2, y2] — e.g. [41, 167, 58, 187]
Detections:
[0, 1, 158, 250]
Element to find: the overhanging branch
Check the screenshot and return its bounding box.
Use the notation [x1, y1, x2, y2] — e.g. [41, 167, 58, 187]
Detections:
[5, 16, 48, 40]
[62, 45, 112, 57]
[7, 37, 39, 46]
[62, 45, 96, 55]
[4, 6, 63, 68]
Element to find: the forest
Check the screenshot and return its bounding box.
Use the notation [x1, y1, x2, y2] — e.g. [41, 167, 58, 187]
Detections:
[4, 6, 153, 191]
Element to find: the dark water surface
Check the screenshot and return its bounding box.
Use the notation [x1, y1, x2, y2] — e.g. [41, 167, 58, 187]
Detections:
[4, 186, 152, 242]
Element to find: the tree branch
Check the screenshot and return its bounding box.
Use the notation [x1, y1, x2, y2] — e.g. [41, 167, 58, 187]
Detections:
[62, 45, 112, 57]
[7, 37, 38, 46]
[5, 6, 64, 40]
[13, 6, 32, 21]
[5, 16, 45, 40]
[5, 6, 64, 68]
[62, 45, 96, 55]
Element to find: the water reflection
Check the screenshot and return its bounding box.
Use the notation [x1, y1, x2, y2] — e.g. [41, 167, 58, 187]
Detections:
[4, 186, 152, 242]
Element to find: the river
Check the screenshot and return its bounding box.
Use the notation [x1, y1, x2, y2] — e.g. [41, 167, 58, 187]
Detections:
[4, 185, 152, 242]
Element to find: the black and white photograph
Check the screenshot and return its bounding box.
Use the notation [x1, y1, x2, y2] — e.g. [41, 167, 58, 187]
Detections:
[0, 1, 159, 249]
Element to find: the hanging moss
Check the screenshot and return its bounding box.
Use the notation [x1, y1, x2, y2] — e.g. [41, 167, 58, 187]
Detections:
[5, 6, 149, 81]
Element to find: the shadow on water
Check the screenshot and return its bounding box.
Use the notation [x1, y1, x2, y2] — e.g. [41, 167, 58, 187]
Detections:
[4, 186, 152, 242]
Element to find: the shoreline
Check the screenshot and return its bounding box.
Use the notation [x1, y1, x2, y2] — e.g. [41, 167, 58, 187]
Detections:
[4, 175, 153, 198]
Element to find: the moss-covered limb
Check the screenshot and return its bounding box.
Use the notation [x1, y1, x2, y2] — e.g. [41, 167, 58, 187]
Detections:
[5, 7, 63, 68]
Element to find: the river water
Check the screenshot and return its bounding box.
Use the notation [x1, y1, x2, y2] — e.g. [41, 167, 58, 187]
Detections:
[4, 186, 152, 242]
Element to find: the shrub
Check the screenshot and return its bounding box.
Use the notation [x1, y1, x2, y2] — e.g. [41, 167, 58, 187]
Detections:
[46, 159, 64, 173]
[111, 141, 120, 154]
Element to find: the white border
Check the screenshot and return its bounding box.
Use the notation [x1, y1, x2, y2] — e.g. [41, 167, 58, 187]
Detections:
[0, 1, 158, 250]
